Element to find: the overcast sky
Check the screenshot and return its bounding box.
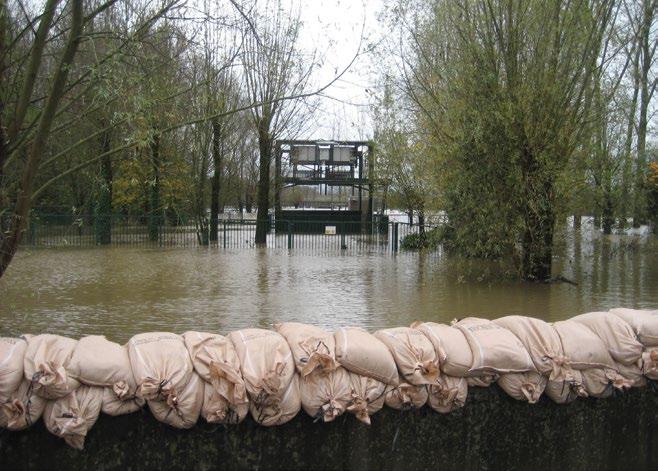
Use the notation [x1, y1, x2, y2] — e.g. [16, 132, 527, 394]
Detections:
[294, 0, 385, 141]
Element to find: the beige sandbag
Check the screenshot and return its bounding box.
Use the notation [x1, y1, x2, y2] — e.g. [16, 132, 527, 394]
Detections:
[275, 323, 338, 376]
[334, 327, 399, 385]
[101, 386, 145, 416]
[182, 331, 248, 423]
[299, 367, 351, 422]
[373, 327, 439, 385]
[493, 316, 570, 379]
[545, 370, 588, 404]
[0, 379, 47, 430]
[43, 385, 103, 450]
[609, 308, 658, 347]
[201, 380, 249, 424]
[148, 372, 203, 429]
[24, 334, 80, 399]
[553, 321, 616, 370]
[497, 371, 547, 403]
[385, 381, 428, 410]
[453, 318, 534, 375]
[615, 361, 646, 388]
[345, 372, 387, 425]
[249, 373, 301, 426]
[69, 336, 138, 396]
[466, 374, 499, 387]
[411, 322, 471, 377]
[642, 349, 658, 380]
[571, 312, 643, 366]
[0, 337, 27, 401]
[427, 376, 467, 413]
[128, 332, 193, 403]
[228, 329, 298, 426]
[580, 368, 630, 398]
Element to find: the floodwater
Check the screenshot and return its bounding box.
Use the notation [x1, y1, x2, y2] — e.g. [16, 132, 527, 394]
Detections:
[1, 223, 656, 343]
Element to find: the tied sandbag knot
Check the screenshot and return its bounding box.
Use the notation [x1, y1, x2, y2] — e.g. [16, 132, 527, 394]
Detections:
[33, 362, 67, 389]
[208, 361, 249, 406]
[521, 382, 542, 404]
[430, 383, 461, 408]
[548, 355, 572, 381]
[112, 381, 130, 400]
[54, 412, 87, 450]
[347, 392, 371, 425]
[414, 360, 439, 383]
[392, 384, 417, 410]
[1, 397, 31, 429]
[299, 339, 336, 376]
[316, 399, 342, 423]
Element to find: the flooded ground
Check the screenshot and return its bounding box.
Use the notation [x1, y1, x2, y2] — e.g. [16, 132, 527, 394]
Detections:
[1, 223, 656, 343]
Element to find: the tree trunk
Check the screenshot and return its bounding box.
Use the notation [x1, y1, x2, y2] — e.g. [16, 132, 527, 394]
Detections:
[520, 149, 555, 281]
[418, 209, 425, 234]
[210, 117, 221, 242]
[0, 0, 83, 279]
[95, 129, 113, 245]
[407, 210, 413, 225]
[246, 193, 253, 213]
[255, 122, 271, 245]
[573, 213, 581, 230]
[633, 0, 654, 228]
[148, 134, 161, 242]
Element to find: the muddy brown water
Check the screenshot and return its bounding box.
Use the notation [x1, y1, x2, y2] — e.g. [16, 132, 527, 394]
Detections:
[1, 228, 656, 344]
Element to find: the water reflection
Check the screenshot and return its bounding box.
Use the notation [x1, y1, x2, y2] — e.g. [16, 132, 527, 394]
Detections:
[0, 230, 656, 343]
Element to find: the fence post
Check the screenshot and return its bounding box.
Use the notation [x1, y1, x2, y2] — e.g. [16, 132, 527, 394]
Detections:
[393, 222, 399, 253]
[223, 220, 227, 248]
[287, 221, 293, 249]
[340, 222, 346, 250]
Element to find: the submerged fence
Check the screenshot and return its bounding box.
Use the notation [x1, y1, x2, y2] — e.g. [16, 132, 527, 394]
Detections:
[14, 214, 438, 253]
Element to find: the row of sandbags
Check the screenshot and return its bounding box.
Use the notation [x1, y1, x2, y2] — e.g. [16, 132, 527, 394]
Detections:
[0, 307, 656, 450]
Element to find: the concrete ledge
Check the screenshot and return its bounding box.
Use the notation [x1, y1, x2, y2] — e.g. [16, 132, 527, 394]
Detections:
[1, 385, 657, 470]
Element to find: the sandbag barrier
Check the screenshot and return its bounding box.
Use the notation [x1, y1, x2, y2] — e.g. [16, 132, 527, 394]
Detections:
[0, 308, 656, 450]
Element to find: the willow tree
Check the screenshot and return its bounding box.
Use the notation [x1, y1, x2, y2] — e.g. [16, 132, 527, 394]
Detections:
[396, 0, 614, 280]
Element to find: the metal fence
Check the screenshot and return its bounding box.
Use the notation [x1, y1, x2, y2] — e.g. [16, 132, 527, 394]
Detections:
[14, 214, 437, 253]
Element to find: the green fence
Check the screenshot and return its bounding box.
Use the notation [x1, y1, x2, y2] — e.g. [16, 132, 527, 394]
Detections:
[12, 214, 437, 253]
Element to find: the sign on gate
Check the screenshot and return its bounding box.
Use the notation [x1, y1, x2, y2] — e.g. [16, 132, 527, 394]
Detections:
[325, 225, 337, 235]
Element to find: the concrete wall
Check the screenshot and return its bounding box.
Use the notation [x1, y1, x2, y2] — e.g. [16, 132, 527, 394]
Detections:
[1, 385, 657, 470]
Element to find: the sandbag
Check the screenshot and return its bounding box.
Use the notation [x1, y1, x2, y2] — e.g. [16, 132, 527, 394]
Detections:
[571, 312, 643, 366]
[182, 331, 248, 423]
[493, 316, 569, 379]
[497, 371, 547, 403]
[453, 318, 534, 374]
[299, 366, 351, 422]
[545, 370, 588, 404]
[228, 329, 298, 426]
[0, 379, 47, 431]
[101, 386, 145, 416]
[128, 332, 193, 403]
[148, 372, 204, 429]
[24, 334, 80, 399]
[385, 381, 428, 410]
[249, 374, 301, 426]
[466, 374, 498, 387]
[642, 349, 658, 380]
[69, 336, 138, 396]
[615, 361, 646, 388]
[345, 372, 387, 425]
[427, 376, 467, 413]
[609, 308, 658, 347]
[580, 368, 629, 398]
[553, 321, 616, 370]
[43, 385, 103, 450]
[411, 322, 471, 377]
[334, 327, 399, 385]
[201, 380, 249, 424]
[0, 337, 27, 401]
[275, 323, 338, 376]
[373, 327, 439, 385]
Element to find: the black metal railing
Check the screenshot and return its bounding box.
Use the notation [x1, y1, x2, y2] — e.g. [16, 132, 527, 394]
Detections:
[15, 214, 439, 253]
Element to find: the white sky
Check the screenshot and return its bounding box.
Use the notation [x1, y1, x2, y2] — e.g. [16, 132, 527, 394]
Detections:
[294, 0, 385, 141]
